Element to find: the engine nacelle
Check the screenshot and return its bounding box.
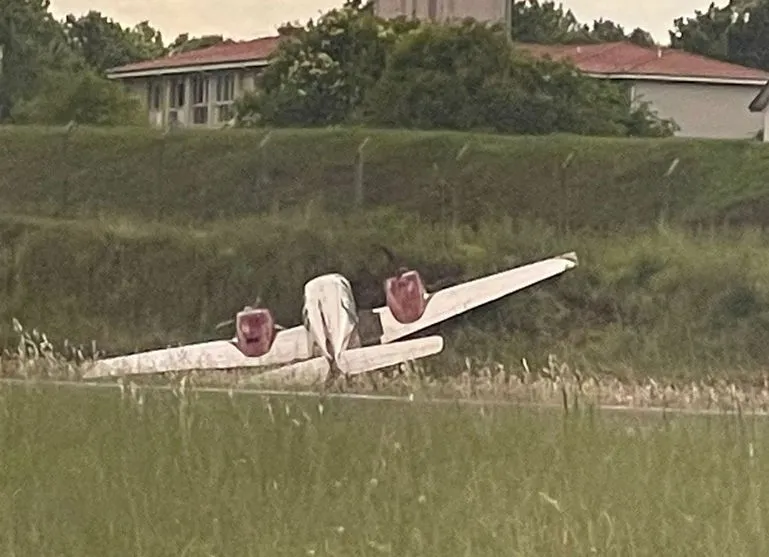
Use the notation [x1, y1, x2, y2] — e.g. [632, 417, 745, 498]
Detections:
[384, 270, 428, 324]
[235, 308, 276, 357]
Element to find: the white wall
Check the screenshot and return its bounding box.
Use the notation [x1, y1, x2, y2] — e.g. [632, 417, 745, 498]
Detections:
[632, 80, 764, 140]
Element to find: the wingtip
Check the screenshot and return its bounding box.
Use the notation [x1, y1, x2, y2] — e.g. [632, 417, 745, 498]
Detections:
[558, 251, 578, 268]
[434, 335, 445, 353]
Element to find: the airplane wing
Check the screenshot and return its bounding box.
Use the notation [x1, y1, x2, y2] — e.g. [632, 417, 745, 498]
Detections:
[80, 325, 312, 379]
[371, 251, 578, 344]
[244, 335, 445, 385]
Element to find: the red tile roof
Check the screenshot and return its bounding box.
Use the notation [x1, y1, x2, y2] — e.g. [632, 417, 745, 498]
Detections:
[108, 36, 769, 85]
[515, 41, 769, 82]
[107, 36, 282, 74]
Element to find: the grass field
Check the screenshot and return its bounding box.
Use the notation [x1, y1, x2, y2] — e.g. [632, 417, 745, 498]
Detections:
[7, 209, 769, 380]
[8, 125, 769, 380]
[6, 125, 769, 229]
[7, 124, 769, 556]
[0, 381, 767, 556]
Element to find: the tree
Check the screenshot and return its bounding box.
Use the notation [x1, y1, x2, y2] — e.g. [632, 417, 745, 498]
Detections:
[510, 0, 583, 43]
[62, 11, 165, 73]
[670, 0, 769, 70]
[236, 3, 673, 137]
[509, 0, 656, 45]
[363, 21, 676, 137]
[0, 0, 79, 119]
[167, 33, 225, 55]
[628, 27, 655, 47]
[236, 2, 418, 126]
[10, 68, 145, 125]
[670, 2, 734, 60]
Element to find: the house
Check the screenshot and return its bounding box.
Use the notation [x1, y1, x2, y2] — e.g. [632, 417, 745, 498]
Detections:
[107, 33, 769, 140]
[370, 0, 769, 140]
[106, 36, 281, 128]
[517, 42, 769, 140]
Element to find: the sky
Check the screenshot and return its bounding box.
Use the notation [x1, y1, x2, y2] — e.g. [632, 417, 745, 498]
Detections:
[46, 0, 727, 46]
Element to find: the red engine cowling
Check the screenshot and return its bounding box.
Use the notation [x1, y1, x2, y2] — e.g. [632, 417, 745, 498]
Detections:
[384, 270, 428, 324]
[235, 308, 276, 357]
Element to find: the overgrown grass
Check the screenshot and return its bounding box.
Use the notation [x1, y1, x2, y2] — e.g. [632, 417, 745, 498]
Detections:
[0, 381, 767, 555]
[5, 125, 769, 229]
[5, 208, 769, 380]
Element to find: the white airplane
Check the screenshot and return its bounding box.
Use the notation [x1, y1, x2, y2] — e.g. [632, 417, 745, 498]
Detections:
[81, 251, 578, 386]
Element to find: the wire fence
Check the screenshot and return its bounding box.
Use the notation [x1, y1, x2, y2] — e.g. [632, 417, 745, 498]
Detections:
[8, 124, 712, 234]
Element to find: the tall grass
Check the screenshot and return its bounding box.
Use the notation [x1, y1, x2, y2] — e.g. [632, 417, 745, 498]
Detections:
[0, 382, 767, 555]
[4, 209, 769, 379]
[4, 125, 769, 229]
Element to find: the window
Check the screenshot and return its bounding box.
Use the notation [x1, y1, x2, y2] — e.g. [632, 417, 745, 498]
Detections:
[217, 104, 234, 123]
[215, 73, 236, 123]
[147, 81, 162, 110]
[216, 73, 235, 102]
[169, 78, 185, 108]
[168, 77, 185, 122]
[191, 74, 209, 124]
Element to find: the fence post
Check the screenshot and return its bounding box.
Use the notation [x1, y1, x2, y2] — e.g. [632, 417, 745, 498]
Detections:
[354, 137, 370, 208]
[258, 130, 273, 190]
[57, 120, 78, 217]
[660, 157, 679, 226]
[155, 127, 169, 220]
[560, 151, 575, 232]
[433, 161, 449, 251]
[452, 142, 471, 231]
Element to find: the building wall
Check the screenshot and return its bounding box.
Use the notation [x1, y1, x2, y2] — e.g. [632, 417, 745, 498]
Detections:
[118, 67, 263, 129]
[118, 64, 764, 139]
[374, 0, 508, 24]
[631, 80, 764, 140]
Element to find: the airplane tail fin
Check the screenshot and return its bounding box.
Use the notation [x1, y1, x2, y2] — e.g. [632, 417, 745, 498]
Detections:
[248, 336, 444, 385]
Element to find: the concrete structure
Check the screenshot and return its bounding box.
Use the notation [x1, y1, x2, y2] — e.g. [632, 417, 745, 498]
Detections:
[373, 0, 510, 27]
[107, 31, 769, 140]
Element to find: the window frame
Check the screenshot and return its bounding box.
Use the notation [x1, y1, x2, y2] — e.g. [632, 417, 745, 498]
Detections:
[214, 72, 236, 123]
[190, 73, 209, 125]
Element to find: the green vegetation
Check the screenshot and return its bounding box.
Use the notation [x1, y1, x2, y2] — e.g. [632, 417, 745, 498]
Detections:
[1, 0, 668, 132]
[4, 126, 769, 229]
[4, 125, 769, 381]
[5, 199, 769, 381]
[1, 382, 767, 555]
[236, 7, 674, 136]
[671, 0, 769, 73]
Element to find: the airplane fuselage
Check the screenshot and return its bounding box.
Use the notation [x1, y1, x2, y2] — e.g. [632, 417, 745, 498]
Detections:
[301, 273, 360, 368]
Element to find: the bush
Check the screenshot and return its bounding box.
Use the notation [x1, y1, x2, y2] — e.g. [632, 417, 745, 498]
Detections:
[236, 4, 676, 138]
[11, 69, 145, 126]
[363, 21, 676, 137]
[236, 4, 418, 127]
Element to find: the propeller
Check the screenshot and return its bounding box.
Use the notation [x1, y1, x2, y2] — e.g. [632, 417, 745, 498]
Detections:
[214, 295, 263, 331]
[213, 294, 286, 332]
[373, 243, 462, 292]
[374, 244, 409, 277]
